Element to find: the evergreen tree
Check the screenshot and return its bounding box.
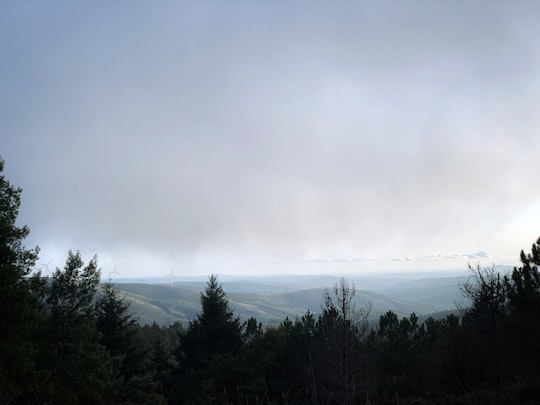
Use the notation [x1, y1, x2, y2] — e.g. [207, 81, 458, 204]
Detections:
[38, 251, 115, 404]
[149, 331, 177, 398]
[373, 311, 426, 400]
[0, 158, 41, 403]
[96, 282, 140, 374]
[505, 236, 540, 375]
[237, 313, 316, 402]
[180, 274, 242, 368]
[96, 282, 163, 404]
[173, 274, 243, 403]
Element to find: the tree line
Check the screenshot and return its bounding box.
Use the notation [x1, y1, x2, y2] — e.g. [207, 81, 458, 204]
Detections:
[2, 158, 540, 404]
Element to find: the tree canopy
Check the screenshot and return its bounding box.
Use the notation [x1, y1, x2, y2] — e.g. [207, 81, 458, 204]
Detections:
[0, 158, 40, 403]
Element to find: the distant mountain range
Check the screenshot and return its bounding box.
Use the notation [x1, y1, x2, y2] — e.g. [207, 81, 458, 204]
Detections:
[112, 269, 517, 326]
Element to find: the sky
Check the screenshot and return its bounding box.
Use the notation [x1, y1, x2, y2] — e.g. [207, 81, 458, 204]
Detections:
[2, 1, 540, 278]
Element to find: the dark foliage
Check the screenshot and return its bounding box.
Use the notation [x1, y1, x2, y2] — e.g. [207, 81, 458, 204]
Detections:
[171, 274, 243, 403]
[0, 158, 40, 403]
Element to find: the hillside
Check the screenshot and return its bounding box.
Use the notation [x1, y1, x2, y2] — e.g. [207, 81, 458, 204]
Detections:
[116, 274, 468, 325]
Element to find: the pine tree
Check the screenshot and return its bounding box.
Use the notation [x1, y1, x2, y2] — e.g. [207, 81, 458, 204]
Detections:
[0, 158, 41, 403]
[150, 331, 177, 398]
[505, 236, 540, 375]
[180, 274, 242, 369]
[39, 251, 115, 404]
[96, 282, 139, 372]
[96, 282, 164, 404]
[173, 274, 243, 403]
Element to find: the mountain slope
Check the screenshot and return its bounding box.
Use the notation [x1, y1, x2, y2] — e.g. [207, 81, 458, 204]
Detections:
[115, 276, 464, 326]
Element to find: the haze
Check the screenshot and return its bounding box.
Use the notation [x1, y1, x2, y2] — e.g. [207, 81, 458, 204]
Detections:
[2, 2, 540, 277]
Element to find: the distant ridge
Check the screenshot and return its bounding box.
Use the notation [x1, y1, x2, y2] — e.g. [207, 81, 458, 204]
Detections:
[114, 273, 470, 326]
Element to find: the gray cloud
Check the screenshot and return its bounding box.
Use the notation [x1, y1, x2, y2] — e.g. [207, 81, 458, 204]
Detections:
[2, 1, 540, 275]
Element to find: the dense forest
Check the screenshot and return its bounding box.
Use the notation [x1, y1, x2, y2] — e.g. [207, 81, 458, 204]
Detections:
[2, 158, 540, 405]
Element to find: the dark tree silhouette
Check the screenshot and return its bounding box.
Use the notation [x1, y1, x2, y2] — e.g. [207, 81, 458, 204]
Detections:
[313, 278, 370, 404]
[505, 237, 540, 375]
[0, 158, 40, 403]
[96, 282, 162, 403]
[39, 251, 114, 404]
[173, 274, 243, 403]
[460, 263, 508, 384]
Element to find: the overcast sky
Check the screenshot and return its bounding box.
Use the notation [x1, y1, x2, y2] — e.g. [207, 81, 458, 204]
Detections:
[2, 2, 540, 278]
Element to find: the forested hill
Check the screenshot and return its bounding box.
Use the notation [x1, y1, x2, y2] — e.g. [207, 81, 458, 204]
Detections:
[115, 275, 468, 326]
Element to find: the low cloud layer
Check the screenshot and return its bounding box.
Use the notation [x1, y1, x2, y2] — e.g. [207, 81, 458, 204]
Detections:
[2, 2, 540, 276]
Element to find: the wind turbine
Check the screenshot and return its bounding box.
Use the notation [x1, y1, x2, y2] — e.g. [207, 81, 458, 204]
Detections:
[40, 259, 52, 278]
[111, 265, 120, 286]
[167, 269, 175, 287]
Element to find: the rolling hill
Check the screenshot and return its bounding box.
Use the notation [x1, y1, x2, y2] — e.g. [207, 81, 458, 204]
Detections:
[114, 273, 469, 326]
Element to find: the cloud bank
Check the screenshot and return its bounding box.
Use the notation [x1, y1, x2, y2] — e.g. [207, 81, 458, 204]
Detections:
[2, 2, 540, 275]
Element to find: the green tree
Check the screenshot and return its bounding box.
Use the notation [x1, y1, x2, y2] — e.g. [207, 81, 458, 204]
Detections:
[96, 283, 137, 365]
[237, 313, 316, 402]
[242, 316, 263, 344]
[173, 274, 243, 403]
[374, 311, 426, 401]
[460, 264, 508, 385]
[38, 251, 115, 404]
[180, 274, 242, 368]
[0, 158, 41, 403]
[284, 312, 316, 402]
[312, 278, 370, 404]
[505, 236, 540, 375]
[149, 330, 177, 398]
[96, 282, 163, 404]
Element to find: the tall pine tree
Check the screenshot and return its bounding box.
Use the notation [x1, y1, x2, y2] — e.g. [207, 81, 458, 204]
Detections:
[39, 252, 115, 404]
[96, 282, 164, 404]
[505, 236, 540, 375]
[0, 158, 40, 403]
[173, 274, 243, 403]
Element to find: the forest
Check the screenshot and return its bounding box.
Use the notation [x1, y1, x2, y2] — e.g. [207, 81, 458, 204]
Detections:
[2, 158, 540, 405]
